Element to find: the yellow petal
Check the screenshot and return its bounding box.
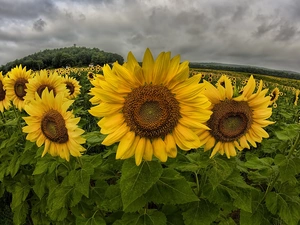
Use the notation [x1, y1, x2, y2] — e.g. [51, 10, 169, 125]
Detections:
[135, 137, 146, 166]
[116, 131, 136, 159]
[102, 123, 129, 146]
[164, 134, 177, 158]
[142, 48, 154, 84]
[143, 138, 153, 161]
[152, 138, 168, 162]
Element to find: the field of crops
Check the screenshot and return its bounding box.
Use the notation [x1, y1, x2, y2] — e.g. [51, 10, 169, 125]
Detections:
[0, 49, 300, 225]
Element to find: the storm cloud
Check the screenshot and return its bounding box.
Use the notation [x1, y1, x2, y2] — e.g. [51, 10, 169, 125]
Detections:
[0, 0, 300, 72]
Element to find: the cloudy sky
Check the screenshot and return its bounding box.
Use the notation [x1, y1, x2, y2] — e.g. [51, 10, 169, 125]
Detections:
[1, 0, 300, 72]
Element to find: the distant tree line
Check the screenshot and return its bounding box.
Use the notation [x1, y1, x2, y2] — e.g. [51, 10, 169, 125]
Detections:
[0, 46, 124, 73]
[189, 62, 300, 80]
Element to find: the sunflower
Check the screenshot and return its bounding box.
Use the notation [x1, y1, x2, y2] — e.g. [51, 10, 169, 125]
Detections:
[0, 72, 11, 112]
[87, 72, 95, 80]
[4, 65, 32, 111]
[269, 87, 280, 105]
[198, 75, 274, 158]
[89, 48, 212, 166]
[22, 89, 86, 161]
[24, 70, 69, 104]
[62, 75, 81, 99]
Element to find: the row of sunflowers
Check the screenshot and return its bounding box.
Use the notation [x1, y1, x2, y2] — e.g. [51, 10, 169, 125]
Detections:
[0, 48, 300, 225]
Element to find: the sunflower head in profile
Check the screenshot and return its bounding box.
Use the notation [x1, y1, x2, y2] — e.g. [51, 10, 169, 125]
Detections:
[24, 70, 69, 104]
[4, 65, 32, 111]
[22, 89, 86, 161]
[89, 48, 212, 166]
[269, 87, 280, 105]
[62, 75, 81, 99]
[0, 72, 11, 112]
[198, 75, 274, 158]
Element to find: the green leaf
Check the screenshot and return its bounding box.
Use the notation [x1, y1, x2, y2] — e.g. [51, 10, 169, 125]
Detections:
[11, 182, 31, 210]
[119, 211, 167, 225]
[244, 155, 273, 170]
[274, 154, 300, 184]
[12, 202, 28, 225]
[207, 157, 234, 189]
[172, 152, 210, 172]
[101, 184, 122, 211]
[76, 215, 106, 225]
[75, 169, 90, 198]
[83, 131, 105, 147]
[182, 200, 219, 225]
[265, 192, 278, 214]
[33, 157, 59, 175]
[266, 192, 300, 225]
[146, 168, 199, 205]
[47, 207, 68, 222]
[33, 174, 47, 199]
[274, 124, 300, 140]
[120, 159, 163, 210]
[7, 152, 21, 177]
[240, 205, 270, 225]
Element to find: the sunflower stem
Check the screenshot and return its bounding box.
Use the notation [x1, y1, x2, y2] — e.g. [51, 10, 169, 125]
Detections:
[194, 171, 201, 197]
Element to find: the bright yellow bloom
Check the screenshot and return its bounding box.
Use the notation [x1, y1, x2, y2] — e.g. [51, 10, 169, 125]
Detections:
[0, 72, 11, 112]
[22, 89, 86, 161]
[4, 65, 32, 111]
[24, 70, 69, 104]
[198, 75, 274, 158]
[89, 48, 212, 166]
[62, 75, 81, 99]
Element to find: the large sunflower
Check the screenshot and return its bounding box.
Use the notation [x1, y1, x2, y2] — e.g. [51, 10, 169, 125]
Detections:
[4, 65, 32, 111]
[22, 89, 86, 161]
[89, 49, 212, 165]
[198, 75, 274, 158]
[0, 72, 11, 112]
[24, 70, 69, 104]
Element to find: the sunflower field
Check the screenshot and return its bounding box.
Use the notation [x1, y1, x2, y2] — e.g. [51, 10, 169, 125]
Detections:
[0, 49, 300, 225]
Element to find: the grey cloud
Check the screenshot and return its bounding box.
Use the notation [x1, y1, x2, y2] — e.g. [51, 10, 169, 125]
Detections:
[0, 0, 57, 21]
[274, 23, 298, 41]
[33, 19, 47, 32]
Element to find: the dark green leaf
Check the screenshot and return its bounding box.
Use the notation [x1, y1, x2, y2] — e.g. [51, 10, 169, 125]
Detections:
[119, 211, 167, 225]
[12, 202, 28, 225]
[146, 168, 199, 205]
[182, 200, 219, 225]
[207, 157, 234, 188]
[120, 159, 163, 210]
[76, 215, 106, 225]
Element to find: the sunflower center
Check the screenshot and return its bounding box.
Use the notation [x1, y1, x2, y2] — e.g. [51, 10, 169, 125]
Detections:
[208, 100, 252, 142]
[14, 78, 28, 100]
[41, 109, 68, 143]
[65, 82, 75, 95]
[0, 80, 5, 101]
[123, 85, 180, 139]
[37, 85, 55, 97]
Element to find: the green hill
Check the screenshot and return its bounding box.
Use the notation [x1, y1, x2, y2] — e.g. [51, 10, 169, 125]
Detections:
[0, 46, 124, 73]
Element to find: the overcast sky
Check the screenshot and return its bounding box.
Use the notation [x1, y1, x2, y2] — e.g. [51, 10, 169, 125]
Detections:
[1, 0, 300, 72]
